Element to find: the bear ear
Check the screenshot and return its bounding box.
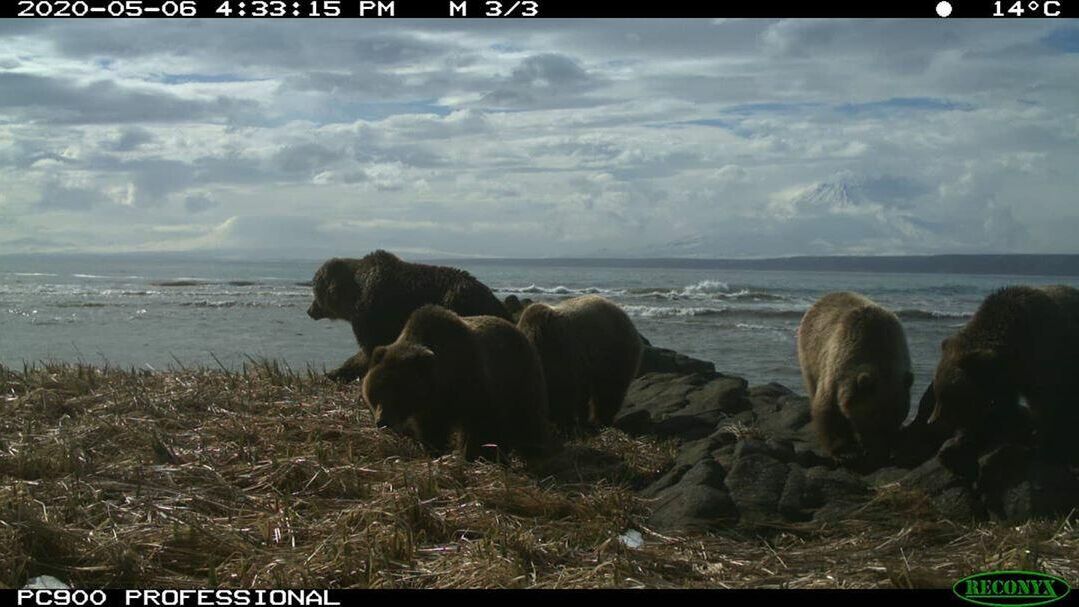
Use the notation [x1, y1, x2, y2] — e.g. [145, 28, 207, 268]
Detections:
[855, 372, 875, 393]
[326, 258, 356, 283]
[369, 346, 387, 367]
[962, 348, 999, 371]
[404, 345, 435, 363]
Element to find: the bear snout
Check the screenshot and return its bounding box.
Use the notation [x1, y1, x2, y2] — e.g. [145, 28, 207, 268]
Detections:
[307, 302, 325, 320]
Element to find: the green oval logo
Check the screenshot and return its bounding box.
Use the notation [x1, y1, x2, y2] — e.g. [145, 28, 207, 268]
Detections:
[953, 570, 1071, 607]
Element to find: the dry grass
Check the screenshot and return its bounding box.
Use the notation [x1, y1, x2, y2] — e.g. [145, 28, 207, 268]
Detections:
[1, 362, 1076, 589]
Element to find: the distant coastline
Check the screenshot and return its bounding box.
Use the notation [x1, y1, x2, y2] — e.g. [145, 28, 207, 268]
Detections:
[3, 252, 1079, 278]
[426, 254, 1079, 278]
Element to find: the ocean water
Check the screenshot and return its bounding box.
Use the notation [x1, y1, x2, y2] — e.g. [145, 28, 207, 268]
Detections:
[3, 255, 1077, 403]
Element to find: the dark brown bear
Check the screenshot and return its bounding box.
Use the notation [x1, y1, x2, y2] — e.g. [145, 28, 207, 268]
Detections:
[797, 292, 913, 462]
[516, 294, 643, 431]
[307, 250, 510, 382]
[929, 284, 1079, 463]
[361, 304, 555, 460]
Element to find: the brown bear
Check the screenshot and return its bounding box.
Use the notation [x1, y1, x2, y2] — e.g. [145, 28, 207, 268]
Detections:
[307, 250, 510, 383]
[502, 295, 535, 323]
[516, 294, 643, 431]
[929, 285, 1079, 463]
[797, 292, 913, 461]
[361, 304, 555, 460]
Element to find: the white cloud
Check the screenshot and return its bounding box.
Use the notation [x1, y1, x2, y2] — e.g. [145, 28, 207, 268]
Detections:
[0, 20, 1077, 257]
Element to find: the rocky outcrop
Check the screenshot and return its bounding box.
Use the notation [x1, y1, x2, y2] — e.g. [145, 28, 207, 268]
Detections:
[616, 367, 1079, 533]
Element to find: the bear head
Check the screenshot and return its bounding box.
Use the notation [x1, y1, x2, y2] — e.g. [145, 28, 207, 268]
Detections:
[929, 337, 1013, 430]
[361, 342, 437, 430]
[837, 367, 914, 461]
[517, 302, 557, 336]
[308, 258, 359, 320]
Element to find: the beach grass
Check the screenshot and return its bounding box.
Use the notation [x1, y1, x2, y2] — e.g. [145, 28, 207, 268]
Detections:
[0, 362, 1075, 589]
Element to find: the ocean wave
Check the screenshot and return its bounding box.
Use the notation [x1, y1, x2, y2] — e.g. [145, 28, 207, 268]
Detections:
[620, 305, 806, 319]
[152, 279, 213, 287]
[623, 303, 971, 322]
[495, 284, 627, 296]
[631, 287, 789, 302]
[54, 302, 110, 308]
[13, 272, 58, 277]
[734, 322, 776, 331]
[150, 279, 296, 289]
[896, 309, 971, 320]
[178, 300, 294, 308]
[621, 305, 730, 318]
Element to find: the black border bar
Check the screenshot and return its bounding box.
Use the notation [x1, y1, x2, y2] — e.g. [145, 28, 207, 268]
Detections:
[2, 0, 1072, 18]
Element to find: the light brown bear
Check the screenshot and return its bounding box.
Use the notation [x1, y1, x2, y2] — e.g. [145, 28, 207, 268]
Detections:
[361, 304, 555, 461]
[516, 294, 643, 431]
[307, 250, 510, 383]
[797, 292, 913, 461]
[930, 285, 1079, 463]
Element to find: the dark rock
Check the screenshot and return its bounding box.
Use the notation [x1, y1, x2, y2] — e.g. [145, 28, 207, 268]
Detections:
[615, 372, 750, 438]
[748, 383, 796, 399]
[640, 433, 736, 532]
[931, 486, 983, 521]
[713, 444, 737, 471]
[725, 451, 791, 521]
[653, 415, 721, 440]
[804, 466, 871, 522]
[637, 346, 716, 377]
[978, 445, 1079, 521]
[735, 438, 795, 463]
[680, 457, 727, 488]
[803, 466, 869, 507]
[641, 437, 724, 498]
[778, 465, 810, 520]
[898, 456, 985, 519]
[902, 456, 972, 497]
[676, 437, 725, 468]
[641, 463, 694, 499]
[648, 483, 739, 532]
[753, 394, 814, 442]
[794, 443, 834, 469]
[620, 346, 1079, 527]
[866, 466, 910, 486]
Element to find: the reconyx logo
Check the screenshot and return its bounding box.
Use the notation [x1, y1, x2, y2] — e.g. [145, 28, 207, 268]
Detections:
[953, 571, 1071, 607]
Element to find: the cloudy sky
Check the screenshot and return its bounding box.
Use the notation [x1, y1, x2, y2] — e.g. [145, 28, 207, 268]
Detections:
[1, 19, 1077, 259]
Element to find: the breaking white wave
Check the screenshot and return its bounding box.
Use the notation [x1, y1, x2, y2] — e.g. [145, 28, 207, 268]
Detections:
[621, 305, 732, 318]
[896, 309, 971, 320]
[495, 284, 627, 296]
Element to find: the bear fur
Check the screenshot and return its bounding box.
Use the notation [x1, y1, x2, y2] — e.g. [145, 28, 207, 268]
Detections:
[516, 295, 643, 431]
[307, 250, 510, 383]
[361, 304, 555, 460]
[797, 292, 913, 461]
[502, 295, 534, 323]
[929, 285, 1079, 463]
